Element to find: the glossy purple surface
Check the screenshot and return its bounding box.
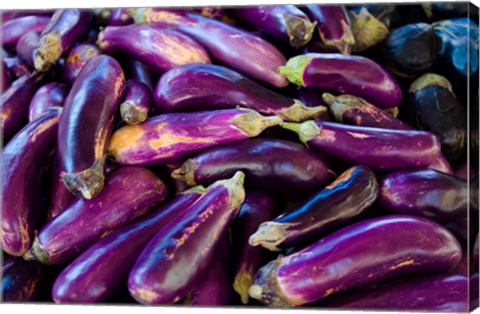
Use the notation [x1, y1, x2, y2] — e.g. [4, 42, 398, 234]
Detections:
[120, 80, 152, 125]
[108, 8, 133, 26]
[62, 44, 101, 85]
[1, 256, 43, 301]
[2, 15, 50, 47]
[15, 31, 39, 66]
[3, 56, 31, 78]
[46, 156, 77, 220]
[28, 82, 68, 122]
[1, 63, 10, 92]
[128, 59, 158, 92]
[1, 108, 61, 256]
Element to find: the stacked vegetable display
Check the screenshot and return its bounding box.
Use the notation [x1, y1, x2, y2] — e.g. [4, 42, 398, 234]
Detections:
[1, 3, 479, 312]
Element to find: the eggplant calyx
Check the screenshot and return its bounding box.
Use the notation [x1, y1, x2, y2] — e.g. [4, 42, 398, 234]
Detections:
[278, 100, 327, 122]
[278, 55, 312, 86]
[350, 7, 389, 53]
[409, 73, 453, 94]
[171, 159, 197, 186]
[249, 221, 295, 252]
[320, 21, 356, 55]
[120, 101, 148, 125]
[233, 268, 255, 304]
[285, 15, 317, 49]
[232, 109, 282, 137]
[23, 237, 50, 265]
[34, 31, 62, 72]
[212, 171, 246, 211]
[280, 121, 319, 143]
[61, 157, 106, 200]
[182, 185, 207, 195]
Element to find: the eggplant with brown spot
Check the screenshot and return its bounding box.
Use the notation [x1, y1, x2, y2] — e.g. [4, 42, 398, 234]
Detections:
[120, 80, 152, 125]
[62, 44, 101, 85]
[28, 82, 68, 122]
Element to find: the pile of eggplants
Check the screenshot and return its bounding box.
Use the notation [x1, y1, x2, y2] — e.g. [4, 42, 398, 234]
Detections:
[0, 3, 479, 312]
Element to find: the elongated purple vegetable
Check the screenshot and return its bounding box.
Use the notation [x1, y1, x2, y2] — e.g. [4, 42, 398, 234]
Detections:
[232, 192, 276, 304]
[250, 165, 378, 251]
[34, 9, 94, 71]
[120, 80, 152, 125]
[15, 31, 40, 66]
[1, 108, 60, 256]
[154, 63, 325, 122]
[1, 256, 43, 301]
[278, 53, 403, 109]
[52, 186, 204, 303]
[108, 108, 282, 166]
[46, 157, 76, 220]
[28, 82, 68, 122]
[3, 56, 31, 78]
[305, 5, 355, 54]
[62, 44, 101, 85]
[128, 172, 245, 305]
[1, 71, 46, 141]
[281, 120, 442, 172]
[58, 54, 125, 199]
[233, 5, 316, 48]
[23, 166, 169, 265]
[108, 8, 133, 26]
[97, 24, 211, 74]
[172, 138, 336, 194]
[128, 59, 158, 92]
[2, 15, 50, 47]
[380, 168, 468, 223]
[131, 9, 288, 88]
[248, 215, 462, 307]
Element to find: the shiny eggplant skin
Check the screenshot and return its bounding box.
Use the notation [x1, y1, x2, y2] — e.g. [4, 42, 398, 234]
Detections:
[98, 24, 211, 74]
[108, 8, 133, 26]
[2, 15, 50, 48]
[23, 166, 169, 265]
[278, 53, 403, 109]
[131, 9, 288, 88]
[1, 108, 61, 256]
[1, 71, 46, 141]
[250, 166, 378, 252]
[15, 31, 40, 66]
[62, 44, 101, 85]
[120, 80, 152, 125]
[233, 5, 316, 48]
[52, 187, 204, 303]
[1, 65, 10, 92]
[1, 256, 43, 301]
[232, 192, 276, 304]
[128, 59, 158, 92]
[28, 82, 68, 122]
[108, 108, 282, 166]
[34, 9, 94, 71]
[46, 157, 77, 220]
[281, 120, 442, 172]
[153, 63, 325, 122]
[172, 138, 336, 194]
[380, 168, 468, 223]
[248, 215, 462, 307]
[3, 56, 31, 79]
[128, 172, 245, 305]
[305, 5, 355, 54]
[58, 54, 125, 200]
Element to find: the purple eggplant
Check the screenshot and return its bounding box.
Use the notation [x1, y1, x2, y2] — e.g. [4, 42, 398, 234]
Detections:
[1, 256, 43, 301]
[23, 166, 169, 265]
[34, 9, 94, 72]
[380, 168, 468, 223]
[250, 165, 378, 251]
[108, 8, 133, 26]
[233, 5, 316, 48]
[1, 65, 10, 92]
[1, 108, 61, 256]
[15, 31, 40, 66]
[232, 192, 276, 304]
[58, 54, 125, 199]
[154, 63, 326, 122]
[278, 53, 403, 109]
[128, 172, 245, 305]
[474, 233, 479, 268]
[281, 120, 442, 172]
[128, 59, 158, 92]
[120, 80, 152, 125]
[171, 138, 336, 194]
[305, 5, 355, 54]
[248, 215, 462, 307]
[318, 273, 468, 312]
[46, 157, 77, 221]
[2, 15, 50, 48]
[108, 108, 282, 166]
[1, 71, 46, 141]
[62, 44, 101, 85]
[3, 56, 31, 78]
[97, 24, 211, 74]
[131, 9, 288, 88]
[28, 82, 68, 122]
[52, 186, 204, 303]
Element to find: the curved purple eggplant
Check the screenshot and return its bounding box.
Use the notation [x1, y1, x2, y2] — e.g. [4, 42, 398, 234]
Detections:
[1, 108, 61, 256]
[172, 138, 336, 194]
[34, 9, 94, 71]
[46, 157, 76, 221]
[28, 82, 68, 122]
[3, 56, 31, 79]
[108, 8, 133, 26]
[15, 31, 40, 66]
[232, 192, 276, 304]
[248, 215, 462, 307]
[128, 172, 245, 305]
[281, 120, 442, 172]
[120, 80, 152, 125]
[278, 53, 403, 109]
[305, 5, 355, 54]
[58, 54, 125, 200]
[154, 63, 325, 122]
[250, 165, 378, 251]
[380, 168, 468, 223]
[128, 59, 158, 92]
[52, 186, 204, 303]
[131, 9, 288, 88]
[233, 5, 316, 48]
[23, 166, 169, 265]
[62, 44, 101, 85]
[97, 24, 211, 74]
[1, 256, 43, 301]
[108, 108, 282, 166]
[2, 15, 50, 48]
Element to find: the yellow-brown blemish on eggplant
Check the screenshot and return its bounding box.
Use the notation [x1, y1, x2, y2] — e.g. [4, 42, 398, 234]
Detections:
[67, 52, 82, 64]
[318, 128, 336, 142]
[18, 218, 30, 252]
[114, 73, 126, 100]
[1, 107, 12, 123]
[148, 132, 213, 150]
[154, 33, 208, 65]
[135, 288, 160, 303]
[324, 288, 335, 297]
[108, 125, 145, 156]
[389, 259, 415, 270]
[325, 166, 355, 189]
[30, 115, 60, 142]
[347, 131, 371, 139]
[144, 9, 182, 24]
